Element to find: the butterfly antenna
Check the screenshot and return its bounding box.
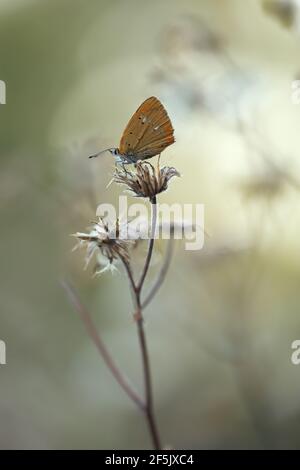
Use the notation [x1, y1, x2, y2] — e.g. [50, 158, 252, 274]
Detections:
[88, 149, 109, 159]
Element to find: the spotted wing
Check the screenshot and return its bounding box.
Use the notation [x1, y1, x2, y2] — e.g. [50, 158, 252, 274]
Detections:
[119, 96, 175, 161]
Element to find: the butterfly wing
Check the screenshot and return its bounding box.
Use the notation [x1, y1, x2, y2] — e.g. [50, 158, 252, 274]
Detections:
[119, 96, 175, 161]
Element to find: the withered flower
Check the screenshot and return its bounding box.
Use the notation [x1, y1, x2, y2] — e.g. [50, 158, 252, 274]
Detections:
[72, 217, 134, 274]
[113, 160, 179, 199]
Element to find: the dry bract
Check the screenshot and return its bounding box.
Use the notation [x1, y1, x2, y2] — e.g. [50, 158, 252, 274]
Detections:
[113, 160, 180, 199]
[72, 217, 133, 274]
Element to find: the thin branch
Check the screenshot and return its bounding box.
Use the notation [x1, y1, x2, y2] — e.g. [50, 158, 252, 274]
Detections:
[68, 194, 161, 448]
[137, 196, 157, 293]
[61, 279, 145, 411]
[121, 194, 162, 450]
[142, 237, 174, 309]
[121, 257, 137, 296]
[135, 298, 161, 449]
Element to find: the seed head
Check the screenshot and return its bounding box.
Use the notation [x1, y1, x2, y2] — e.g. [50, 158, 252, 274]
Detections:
[113, 160, 180, 199]
[72, 217, 134, 274]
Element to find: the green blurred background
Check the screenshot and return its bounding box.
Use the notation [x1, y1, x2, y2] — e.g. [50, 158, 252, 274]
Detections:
[1, 0, 300, 449]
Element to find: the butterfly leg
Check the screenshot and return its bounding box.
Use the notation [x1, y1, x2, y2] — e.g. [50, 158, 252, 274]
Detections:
[121, 162, 130, 176]
[157, 154, 161, 174]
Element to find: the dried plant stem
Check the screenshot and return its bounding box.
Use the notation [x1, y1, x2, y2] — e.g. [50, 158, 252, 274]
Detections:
[121, 196, 161, 449]
[142, 237, 174, 309]
[66, 195, 162, 449]
[137, 196, 157, 291]
[136, 297, 161, 449]
[61, 279, 145, 410]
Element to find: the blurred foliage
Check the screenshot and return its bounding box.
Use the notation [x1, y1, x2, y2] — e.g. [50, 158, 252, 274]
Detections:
[262, 0, 296, 28]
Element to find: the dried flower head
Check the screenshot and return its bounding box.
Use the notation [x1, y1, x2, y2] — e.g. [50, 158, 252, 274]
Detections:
[72, 217, 134, 274]
[113, 160, 180, 199]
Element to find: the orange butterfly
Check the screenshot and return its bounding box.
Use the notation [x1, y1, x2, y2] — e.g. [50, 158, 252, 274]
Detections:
[89, 96, 175, 164]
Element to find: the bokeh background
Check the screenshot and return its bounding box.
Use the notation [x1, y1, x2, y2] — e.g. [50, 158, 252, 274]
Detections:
[1, 0, 300, 449]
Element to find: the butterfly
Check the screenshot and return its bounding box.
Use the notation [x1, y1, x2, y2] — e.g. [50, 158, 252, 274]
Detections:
[89, 96, 175, 164]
